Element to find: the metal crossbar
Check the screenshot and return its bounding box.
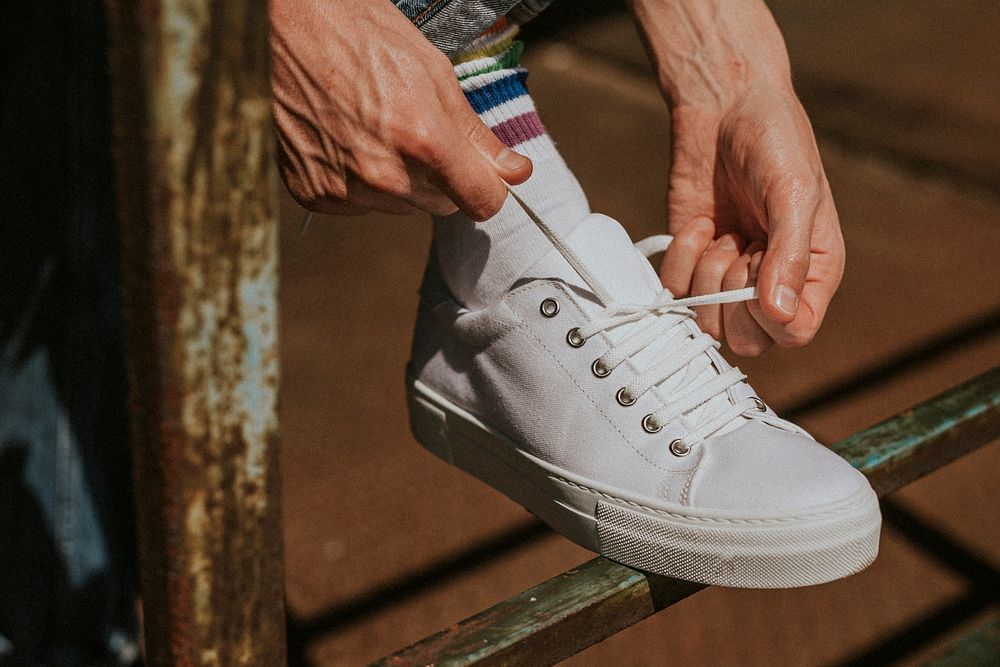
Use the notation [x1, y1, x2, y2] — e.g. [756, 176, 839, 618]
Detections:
[373, 366, 1000, 666]
[924, 617, 1000, 666]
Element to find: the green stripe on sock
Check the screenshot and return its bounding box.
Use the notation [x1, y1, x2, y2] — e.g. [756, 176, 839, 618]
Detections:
[457, 41, 524, 81]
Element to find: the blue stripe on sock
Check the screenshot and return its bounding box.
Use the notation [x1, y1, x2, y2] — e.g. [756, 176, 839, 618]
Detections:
[463, 69, 530, 114]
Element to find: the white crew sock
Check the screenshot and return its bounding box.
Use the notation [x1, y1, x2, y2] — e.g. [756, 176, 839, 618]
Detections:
[432, 24, 590, 309]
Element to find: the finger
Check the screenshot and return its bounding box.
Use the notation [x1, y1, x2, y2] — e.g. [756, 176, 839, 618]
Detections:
[659, 217, 715, 296]
[748, 189, 842, 347]
[747, 279, 826, 348]
[689, 234, 742, 339]
[406, 190, 460, 217]
[338, 178, 420, 216]
[299, 199, 372, 217]
[420, 70, 534, 219]
[756, 173, 820, 324]
[746, 247, 830, 349]
[443, 82, 534, 187]
[396, 167, 461, 216]
[410, 113, 513, 221]
[722, 251, 772, 356]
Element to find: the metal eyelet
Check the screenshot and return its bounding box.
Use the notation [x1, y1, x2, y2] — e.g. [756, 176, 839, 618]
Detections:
[539, 298, 560, 317]
[752, 397, 766, 412]
[669, 439, 691, 457]
[566, 327, 585, 348]
[641, 414, 661, 433]
[592, 358, 611, 378]
[616, 387, 636, 406]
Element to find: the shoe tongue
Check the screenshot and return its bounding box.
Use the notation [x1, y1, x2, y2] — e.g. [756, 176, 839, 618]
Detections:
[523, 213, 662, 309]
[522, 211, 745, 436]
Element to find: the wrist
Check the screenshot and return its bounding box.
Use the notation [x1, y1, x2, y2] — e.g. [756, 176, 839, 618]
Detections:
[628, 0, 793, 113]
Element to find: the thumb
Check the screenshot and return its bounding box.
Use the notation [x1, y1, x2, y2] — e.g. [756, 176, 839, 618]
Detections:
[756, 189, 816, 324]
[456, 100, 533, 185]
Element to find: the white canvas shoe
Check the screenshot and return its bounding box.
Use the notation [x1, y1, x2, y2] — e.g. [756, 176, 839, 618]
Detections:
[407, 189, 881, 588]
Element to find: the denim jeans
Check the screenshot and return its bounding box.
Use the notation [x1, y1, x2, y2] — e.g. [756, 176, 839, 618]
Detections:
[395, 0, 555, 56]
[0, 0, 138, 664]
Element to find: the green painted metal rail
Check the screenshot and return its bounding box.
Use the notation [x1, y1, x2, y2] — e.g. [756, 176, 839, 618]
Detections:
[924, 617, 1000, 666]
[373, 366, 1000, 666]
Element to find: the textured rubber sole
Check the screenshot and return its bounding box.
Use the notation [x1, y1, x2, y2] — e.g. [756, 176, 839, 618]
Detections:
[407, 377, 881, 589]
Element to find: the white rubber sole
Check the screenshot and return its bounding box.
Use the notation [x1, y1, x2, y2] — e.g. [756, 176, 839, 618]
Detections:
[407, 377, 881, 589]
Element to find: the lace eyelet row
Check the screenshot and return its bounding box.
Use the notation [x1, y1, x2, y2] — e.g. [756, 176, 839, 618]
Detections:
[539, 298, 734, 458]
[541, 297, 684, 453]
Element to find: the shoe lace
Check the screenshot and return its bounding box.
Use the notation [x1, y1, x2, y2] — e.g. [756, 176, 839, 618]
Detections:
[505, 185, 764, 455]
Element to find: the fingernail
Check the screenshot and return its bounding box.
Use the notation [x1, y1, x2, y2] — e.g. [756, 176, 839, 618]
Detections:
[497, 149, 530, 171]
[773, 284, 799, 316]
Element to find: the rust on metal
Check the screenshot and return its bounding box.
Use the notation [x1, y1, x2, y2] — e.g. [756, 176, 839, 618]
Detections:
[373, 367, 1000, 666]
[105, 0, 285, 664]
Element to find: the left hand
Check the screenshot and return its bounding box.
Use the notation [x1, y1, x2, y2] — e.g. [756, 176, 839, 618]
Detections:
[629, 0, 845, 356]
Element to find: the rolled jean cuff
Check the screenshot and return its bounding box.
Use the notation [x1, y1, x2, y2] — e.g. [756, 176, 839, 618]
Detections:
[395, 0, 555, 57]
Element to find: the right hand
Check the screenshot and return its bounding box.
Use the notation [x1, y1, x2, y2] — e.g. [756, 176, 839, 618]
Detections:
[269, 0, 533, 220]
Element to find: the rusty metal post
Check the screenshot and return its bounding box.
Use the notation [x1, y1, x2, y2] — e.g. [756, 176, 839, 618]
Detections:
[104, 0, 286, 664]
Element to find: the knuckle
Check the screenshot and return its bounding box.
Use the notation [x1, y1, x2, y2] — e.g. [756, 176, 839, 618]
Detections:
[785, 254, 811, 276]
[693, 306, 719, 336]
[723, 262, 750, 290]
[428, 49, 457, 79]
[317, 169, 349, 202]
[359, 161, 407, 196]
[773, 167, 823, 204]
[460, 180, 504, 221]
[402, 121, 440, 161]
[702, 322, 722, 340]
[700, 253, 732, 279]
[283, 175, 323, 212]
[471, 191, 504, 220]
[730, 336, 770, 358]
[674, 231, 708, 254]
[464, 118, 491, 145]
[779, 326, 816, 349]
[280, 160, 355, 212]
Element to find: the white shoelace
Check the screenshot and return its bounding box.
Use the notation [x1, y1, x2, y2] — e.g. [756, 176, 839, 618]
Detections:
[505, 185, 763, 455]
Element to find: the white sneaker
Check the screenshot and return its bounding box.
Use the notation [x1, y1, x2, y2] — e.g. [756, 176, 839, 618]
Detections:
[407, 189, 881, 588]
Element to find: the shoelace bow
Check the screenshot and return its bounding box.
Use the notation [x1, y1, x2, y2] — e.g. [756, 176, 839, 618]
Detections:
[505, 185, 764, 455]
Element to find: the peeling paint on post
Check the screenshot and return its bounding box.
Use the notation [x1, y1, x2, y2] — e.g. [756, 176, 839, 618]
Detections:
[105, 0, 286, 664]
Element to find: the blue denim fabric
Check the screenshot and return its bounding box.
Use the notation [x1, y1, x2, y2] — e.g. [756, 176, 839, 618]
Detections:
[395, 0, 555, 56]
[1, 0, 139, 663]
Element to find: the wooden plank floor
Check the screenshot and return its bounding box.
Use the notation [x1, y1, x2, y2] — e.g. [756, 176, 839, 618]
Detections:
[279, 4, 1000, 664]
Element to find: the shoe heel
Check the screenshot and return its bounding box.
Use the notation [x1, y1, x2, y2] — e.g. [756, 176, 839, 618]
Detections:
[407, 389, 453, 464]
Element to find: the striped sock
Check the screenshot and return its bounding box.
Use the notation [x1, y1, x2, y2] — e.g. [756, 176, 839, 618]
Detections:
[432, 20, 591, 309]
[453, 20, 559, 163]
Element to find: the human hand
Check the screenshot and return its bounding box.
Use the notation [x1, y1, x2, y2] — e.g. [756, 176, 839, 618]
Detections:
[629, 0, 845, 355]
[269, 0, 532, 220]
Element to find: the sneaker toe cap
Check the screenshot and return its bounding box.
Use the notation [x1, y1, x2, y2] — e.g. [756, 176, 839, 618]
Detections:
[688, 420, 870, 515]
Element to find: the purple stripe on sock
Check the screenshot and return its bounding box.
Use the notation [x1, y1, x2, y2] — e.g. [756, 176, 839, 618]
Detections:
[490, 111, 546, 148]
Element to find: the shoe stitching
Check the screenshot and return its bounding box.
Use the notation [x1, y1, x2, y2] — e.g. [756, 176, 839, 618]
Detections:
[680, 466, 697, 506]
[552, 474, 872, 524]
